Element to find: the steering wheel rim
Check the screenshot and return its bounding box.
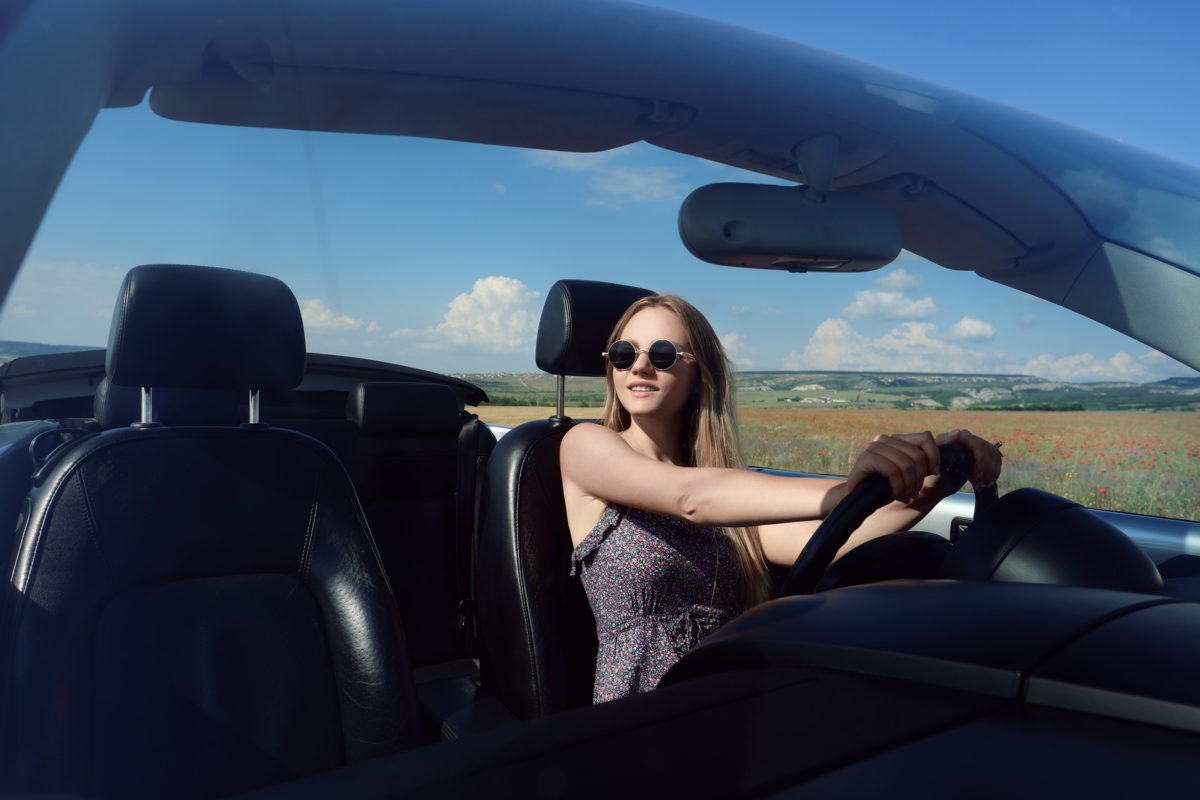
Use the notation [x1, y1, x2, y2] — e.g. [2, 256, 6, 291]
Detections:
[776, 443, 989, 597]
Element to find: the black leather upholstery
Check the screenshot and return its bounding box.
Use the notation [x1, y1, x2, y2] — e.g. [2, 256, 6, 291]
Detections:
[1, 265, 422, 798]
[535, 278, 653, 375]
[478, 279, 651, 720]
[106, 264, 305, 390]
[326, 381, 495, 667]
[346, 381, 465, 437]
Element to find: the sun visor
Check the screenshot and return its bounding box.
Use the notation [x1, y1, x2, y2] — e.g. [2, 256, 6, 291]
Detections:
[149, 60, 695, 151]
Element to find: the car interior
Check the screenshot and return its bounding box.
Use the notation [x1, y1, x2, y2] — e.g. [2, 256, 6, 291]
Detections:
[4, 1, 1200, 796]
[4, 263, 1200, 799]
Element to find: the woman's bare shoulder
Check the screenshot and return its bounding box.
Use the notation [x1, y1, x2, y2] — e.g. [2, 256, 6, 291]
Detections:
[561, 420, 622, 451]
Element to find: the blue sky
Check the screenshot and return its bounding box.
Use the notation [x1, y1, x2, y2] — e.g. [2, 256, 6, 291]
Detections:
[5, 0, 1200, 382]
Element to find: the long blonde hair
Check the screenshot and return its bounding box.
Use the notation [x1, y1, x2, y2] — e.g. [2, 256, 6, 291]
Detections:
[602, 294, 770, 609]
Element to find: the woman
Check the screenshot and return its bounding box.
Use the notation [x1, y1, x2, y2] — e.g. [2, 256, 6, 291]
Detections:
[560, 293, 1002, 703]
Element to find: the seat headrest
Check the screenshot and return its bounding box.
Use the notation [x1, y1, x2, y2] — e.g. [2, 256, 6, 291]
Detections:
[106, 264, 306, 390]
[347, 382, 465, 437]
[534, 279, 654, 376]
[94, 378, 242, 429]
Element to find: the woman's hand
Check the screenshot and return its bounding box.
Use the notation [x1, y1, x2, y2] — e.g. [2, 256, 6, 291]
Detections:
[843, 428, 1003, 507]
[937, 428, 1003, 487]
[844, 431, 940, 504]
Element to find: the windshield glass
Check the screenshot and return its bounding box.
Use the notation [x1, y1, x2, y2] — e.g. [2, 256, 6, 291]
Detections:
[3, 2, 1198, 525]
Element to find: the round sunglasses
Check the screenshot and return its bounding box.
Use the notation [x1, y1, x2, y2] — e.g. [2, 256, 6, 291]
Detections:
[603, 339, 696, 371]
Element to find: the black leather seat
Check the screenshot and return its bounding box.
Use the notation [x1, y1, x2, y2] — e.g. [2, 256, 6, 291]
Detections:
[0, 264, 422, 799]
[310, 381, 495, 668]
[476, 279, 651, 720]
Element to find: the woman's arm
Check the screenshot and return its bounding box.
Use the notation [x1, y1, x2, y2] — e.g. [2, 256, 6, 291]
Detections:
[560, 422, 852, 531]
[561, 423, 954, 536]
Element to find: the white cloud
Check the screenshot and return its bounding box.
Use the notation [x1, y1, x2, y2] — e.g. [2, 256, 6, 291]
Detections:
[528, 146, 687, 206]
[842, 290, 937, 321]
[393, 276, 539, 353]
[1020, 349, 1183, 382]
[874, 267, 922, 292]
[527, 150, 621, 172]
[784, 318, 993, 373]
[300, 298, 369, 332]
[947, 316, 995, 340]
[0, 258, 125, 344]
[720, 331, 754, 368]
[731, 304, 779, 318]
[492, 183, 506, 194]
[586, 167, 687, 204]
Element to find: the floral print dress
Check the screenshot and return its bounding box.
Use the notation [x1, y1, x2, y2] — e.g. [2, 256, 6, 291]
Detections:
[570, 505, 741, 702]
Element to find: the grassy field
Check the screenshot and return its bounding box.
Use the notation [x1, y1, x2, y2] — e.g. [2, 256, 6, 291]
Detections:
[474, 405, 1200, 521]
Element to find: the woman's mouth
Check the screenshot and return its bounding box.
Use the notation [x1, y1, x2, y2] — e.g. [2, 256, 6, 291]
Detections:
[628, 384, 657, 394]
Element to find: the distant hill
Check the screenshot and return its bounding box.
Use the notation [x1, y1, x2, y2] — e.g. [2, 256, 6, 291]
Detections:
[1151, 376, 1200, 389]
[0, 341, 97, 363]
[457, 370, 1200, 412]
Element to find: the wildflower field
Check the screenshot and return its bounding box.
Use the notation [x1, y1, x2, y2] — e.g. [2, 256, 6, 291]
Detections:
[739, 409, 1200, 521]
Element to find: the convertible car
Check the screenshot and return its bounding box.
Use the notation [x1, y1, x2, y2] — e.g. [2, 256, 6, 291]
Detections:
[2, 1, 1199, 797]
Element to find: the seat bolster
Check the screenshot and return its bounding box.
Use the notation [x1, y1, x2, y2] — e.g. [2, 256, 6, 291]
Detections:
[303, 457, 424, 758]
[476, 417, 597, 720]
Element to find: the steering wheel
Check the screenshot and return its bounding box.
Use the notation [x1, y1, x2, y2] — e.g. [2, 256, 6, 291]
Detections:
[777, 443, 995, 596]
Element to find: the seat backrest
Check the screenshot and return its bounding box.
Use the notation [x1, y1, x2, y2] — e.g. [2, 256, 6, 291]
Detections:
[1, 264, 422, 798]
[291, 381, 495, 668]
[476, 279, 652, 720]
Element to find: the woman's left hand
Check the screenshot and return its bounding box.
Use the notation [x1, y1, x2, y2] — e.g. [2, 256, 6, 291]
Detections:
[936, 428, 1003, 487]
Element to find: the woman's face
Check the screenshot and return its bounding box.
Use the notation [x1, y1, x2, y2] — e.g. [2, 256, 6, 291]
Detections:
[612, 306, 700, 423]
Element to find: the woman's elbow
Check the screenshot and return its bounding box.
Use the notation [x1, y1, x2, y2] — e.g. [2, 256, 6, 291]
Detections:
[675, 484, 711, 525]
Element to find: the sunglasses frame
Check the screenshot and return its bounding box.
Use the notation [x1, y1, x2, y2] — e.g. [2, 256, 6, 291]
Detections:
[603, 339, 696, 371]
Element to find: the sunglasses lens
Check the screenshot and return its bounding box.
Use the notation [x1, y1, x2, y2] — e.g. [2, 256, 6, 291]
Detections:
[607, 340, 636, 370]
[648, 340, 679, 369]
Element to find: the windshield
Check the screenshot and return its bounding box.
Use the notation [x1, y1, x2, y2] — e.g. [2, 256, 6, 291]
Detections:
[2, 1, 1198, 525]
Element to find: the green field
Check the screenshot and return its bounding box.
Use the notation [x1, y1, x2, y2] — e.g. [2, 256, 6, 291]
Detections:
[466, 371, 1200, 522]
[738, 408, 1200, 522]
[462, 370, 1200, 413]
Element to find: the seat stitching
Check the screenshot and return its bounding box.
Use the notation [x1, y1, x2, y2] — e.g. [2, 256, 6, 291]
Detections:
[77, 469, 110, 580]
[299, 469, 319, 578]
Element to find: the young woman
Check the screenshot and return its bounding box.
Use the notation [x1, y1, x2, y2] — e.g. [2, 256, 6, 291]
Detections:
[560, 293, 1002, 703]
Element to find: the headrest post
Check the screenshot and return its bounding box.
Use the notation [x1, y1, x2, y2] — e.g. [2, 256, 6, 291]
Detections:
[248, 389, 260, 425]
[140, 387, 153, 424]
[556, 375, 565, 418]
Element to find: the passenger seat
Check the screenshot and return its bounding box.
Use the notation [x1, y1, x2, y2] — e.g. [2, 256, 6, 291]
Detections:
[0, 264, 424, 798]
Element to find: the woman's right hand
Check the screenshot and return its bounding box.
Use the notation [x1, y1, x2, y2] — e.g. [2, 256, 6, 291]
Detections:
[844, 432, 941, 504]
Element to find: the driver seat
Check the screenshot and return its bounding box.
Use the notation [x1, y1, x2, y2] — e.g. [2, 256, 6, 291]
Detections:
[476, 279, 651, 720]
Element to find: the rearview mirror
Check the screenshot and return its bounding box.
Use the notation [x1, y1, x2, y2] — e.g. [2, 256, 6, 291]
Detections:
[678, 183, 902, 272]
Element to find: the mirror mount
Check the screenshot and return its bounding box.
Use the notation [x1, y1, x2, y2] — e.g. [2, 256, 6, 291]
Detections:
[792, 133, 840, 199]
